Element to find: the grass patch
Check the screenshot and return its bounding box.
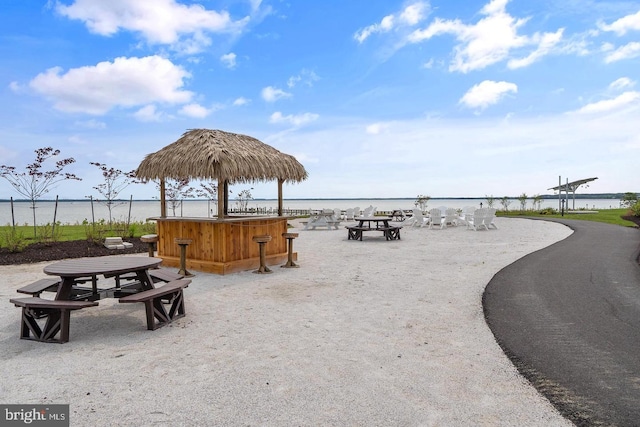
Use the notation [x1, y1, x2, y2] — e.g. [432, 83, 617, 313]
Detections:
[0, 220, 157, 249]
[498, 208, 637, 227]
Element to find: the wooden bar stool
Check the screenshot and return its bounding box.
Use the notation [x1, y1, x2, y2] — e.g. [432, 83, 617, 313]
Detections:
[174, 238, 194, 277]
[140, 234, 158, 258]
[281, 232, 299, 268]
[252, 235, 272, 274]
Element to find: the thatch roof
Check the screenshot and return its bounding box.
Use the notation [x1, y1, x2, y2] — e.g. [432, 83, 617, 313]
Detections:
[135, 129, 308, 184]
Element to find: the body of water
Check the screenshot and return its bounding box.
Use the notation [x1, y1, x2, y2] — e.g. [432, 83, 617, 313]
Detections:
[0, 197, 625, 226]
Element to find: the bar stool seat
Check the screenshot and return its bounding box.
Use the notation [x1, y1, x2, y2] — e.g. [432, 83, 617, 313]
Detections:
[281, 232, 299, 268]
[174, 238, 194, 277]
[252, 235, 272, 274]
[140, 234, 158, 258]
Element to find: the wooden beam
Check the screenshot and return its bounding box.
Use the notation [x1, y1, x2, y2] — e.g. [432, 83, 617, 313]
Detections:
[160, 179, 166, 218]
[278, 178, 284, 216]
[217, 179, 224, 218]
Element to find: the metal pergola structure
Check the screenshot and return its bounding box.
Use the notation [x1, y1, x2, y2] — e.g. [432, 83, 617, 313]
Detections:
[548, 176, 598, 210]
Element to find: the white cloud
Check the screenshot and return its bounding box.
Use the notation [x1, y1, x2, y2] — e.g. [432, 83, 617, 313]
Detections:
[599, 10, 640, 36]
[408, 0, 562, 73]
[354, 15, 394, 43]
[8, 81, 22, 92]
[609, 77, 635, 91]
[220, 53, 237, 69]
[354, 2, 427, 43]
[575, 91, 640, 114]
[366, 123, 390, 134]
[233, 97, 250, 106]
[56, 0, 248, 54]
[400, 3, 427, 26]
[604, 41, 640, 63]
[133, 105, 163, 122]
[269, 111, 319, 126]
[29, 56, 193, 115]
[179, 103, 211, 118]
[508, 28, 563, 69]
[287, 69, 320, 88]
[261, 86, 292, 102]
[460, 80, 518, 110]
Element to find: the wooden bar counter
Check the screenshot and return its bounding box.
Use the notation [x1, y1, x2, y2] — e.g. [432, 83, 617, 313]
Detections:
[150, 216, 295, 275]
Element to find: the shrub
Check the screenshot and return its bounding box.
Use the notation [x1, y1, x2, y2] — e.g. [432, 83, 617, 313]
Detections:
[36, 222, 63, 244]
[139, 221, 157, 234]
[630, 201, 640, 217]
[1, 227, 27, 252]
[538, 207, 557, 215]
[83, 218, 108, 244]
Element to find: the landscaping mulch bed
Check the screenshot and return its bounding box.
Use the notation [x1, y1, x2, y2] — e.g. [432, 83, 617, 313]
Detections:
[0, 239, 148, 265]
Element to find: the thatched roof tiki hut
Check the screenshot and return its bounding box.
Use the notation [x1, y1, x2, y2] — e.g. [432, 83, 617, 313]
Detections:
[136, 128, 308, 218]
[135, 129, 308, 275]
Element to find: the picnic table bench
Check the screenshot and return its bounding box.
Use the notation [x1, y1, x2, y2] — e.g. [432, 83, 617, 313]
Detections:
[346, 225, 402, 241]
[9, 297, 99, 343]
[119, 279, 191, 330]
[16, 278, 60, 297]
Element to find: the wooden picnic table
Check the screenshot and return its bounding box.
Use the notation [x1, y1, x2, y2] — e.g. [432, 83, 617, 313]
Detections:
[43, 256, 163, 301]
[8, 256, 192, 343]
[347, 217, 402, 241]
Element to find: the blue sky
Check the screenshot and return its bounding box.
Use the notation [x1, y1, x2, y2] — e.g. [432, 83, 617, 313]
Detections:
[1, 0, 639, 200]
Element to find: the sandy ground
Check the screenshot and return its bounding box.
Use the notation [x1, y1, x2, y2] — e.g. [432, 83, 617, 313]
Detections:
[0, 217, 574, 426]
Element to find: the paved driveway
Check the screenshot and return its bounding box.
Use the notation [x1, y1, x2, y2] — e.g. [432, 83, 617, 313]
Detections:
[484, 218, 640, 426]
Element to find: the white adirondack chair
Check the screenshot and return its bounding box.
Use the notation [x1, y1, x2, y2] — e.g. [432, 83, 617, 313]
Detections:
[444, 208, 458, 227]
[467, 208, 489, 231]
[459, 206, 476, 225]
[344, 208, 355, 221]
[362, 205, 376, 218]
[405, 208, 428, 227]
[485, 208, 498, 229]
[428, 208, 444, 229]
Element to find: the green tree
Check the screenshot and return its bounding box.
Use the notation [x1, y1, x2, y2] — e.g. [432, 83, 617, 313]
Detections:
[517, 193, 528, 211]
[621, 192, 638, 208]
[500, 196, 511, 212]
[0, 147, 80, 237]
[415, 194, 430, 212]
[532, 194, 543, 210]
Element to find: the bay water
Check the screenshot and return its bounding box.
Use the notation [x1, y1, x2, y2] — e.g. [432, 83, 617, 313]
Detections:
[0, 198, 624, 226]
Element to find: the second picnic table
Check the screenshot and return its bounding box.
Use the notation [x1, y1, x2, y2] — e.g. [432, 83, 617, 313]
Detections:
[346, 217, 402, 241]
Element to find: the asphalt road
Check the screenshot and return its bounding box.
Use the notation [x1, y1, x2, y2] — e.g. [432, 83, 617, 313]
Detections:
[484, 219, 640, 426]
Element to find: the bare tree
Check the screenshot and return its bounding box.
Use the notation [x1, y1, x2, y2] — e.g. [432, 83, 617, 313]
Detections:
[485, 194, 495, 208]
[159, 179, 194, 216]
[235, 188, 254, 212]
[89, 162, 139, 226]
[196, 181, 218, 217]
[0, 147, 80, 237]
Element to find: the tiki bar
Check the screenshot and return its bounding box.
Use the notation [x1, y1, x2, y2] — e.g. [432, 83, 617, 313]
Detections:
[135, 129, 308, 275]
